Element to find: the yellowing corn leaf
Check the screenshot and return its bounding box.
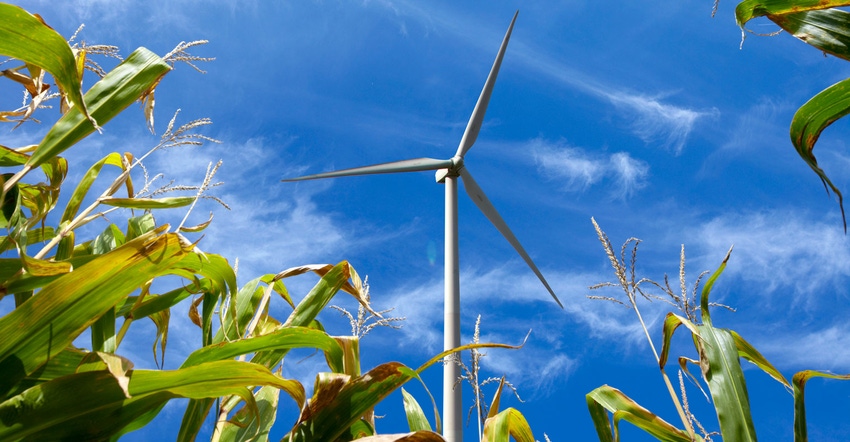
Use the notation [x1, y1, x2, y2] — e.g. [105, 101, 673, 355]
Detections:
[26, 47, 171, 170]
[482, 407, 534, 442]
[793, 370, 850, 441]
[0, 360, 301, 441]
[356, 432, 446, 442]
[586, 385, 699, 442]
[402, 387, 433, 432]
[0, 229, 191, 396]
[0, 4, 90, 123]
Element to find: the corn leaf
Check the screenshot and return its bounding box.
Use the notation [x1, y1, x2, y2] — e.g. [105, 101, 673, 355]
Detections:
[6, 347, 87, 397]
[790, 78, 850, 228]
[482, 407, 535, 442]
[792, 370, 850, 441]
[181, 326, 345, 373]
[355, 432, 445, 442]
[770, 9, 850, 61]
[127, 213, 156, 241]
[18, 252, 72, 277]
[735, 0, 850, 28]
[287, 362, 417, 442]
[149, 309, 169, 368]
[287, 342, 524, 442]
[692, 248, 758, 441]
[696, 325, 757, 441]
[0, 253, 97, 295]
[336, 335, 362, 376]
[91, 306, 117, 353]
[100, 196, 195, 209]
[90, 223, 126, 254]
[0, 4, 89, 122]
[178, 264, 356, 441]
[218, 384, 279, 442]
[585, 385, 698, 442]
[0, 229, 190, 396]
[0, 145, 31, 166]
[60, 152, 125, 223]
[659, 312, 700, 369]
[730, 329, 790, 387]
[26, 47, 170, 169]
[402, 388, 433, 432]
[0, 360, 301, 441]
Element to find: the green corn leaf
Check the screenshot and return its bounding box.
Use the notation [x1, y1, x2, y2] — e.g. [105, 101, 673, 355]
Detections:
[178, 265, 355, 442]
[5, 347, 87, 397]
[0, 360, 301, 441]
[730, 329, 790, 387]
[100, 196, 195, 210]
[181, 326, 345, 373]
[61, 152, 126, 223]
[700, 247, 732, 326]
[90, 223, 126, 254]
[735, 0, 850, 28]
[127, 213, 156, 241]
[789, 77, 850, 229]
[402, 388, 433, 432]
[54, 230, 74, 260]
[587, 388, 615, 442]
[0, 144, 31, 166]
[693, 247, 758, 441]
[482, 407, 534, 442]
[125, 283, 199, 321]
[218, 384, 280, 442]
[0, 3, 89, 122]
[585, 385, 698, 442]
[213, 275, 266, 344]
[770, 9, 850, 61]
[793, 370, 850, 441]
[695, 325, 757, 441]
[26, 47, 170, 169]
[0, 229, 190, 396]
[91, 306, 117, 353]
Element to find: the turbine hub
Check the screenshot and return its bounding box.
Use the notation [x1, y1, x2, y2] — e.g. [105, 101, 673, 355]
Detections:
[435, 156, 464, 183]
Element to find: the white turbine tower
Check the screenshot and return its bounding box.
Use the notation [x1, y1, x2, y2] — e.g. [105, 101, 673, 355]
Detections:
[282, 11, 562, 441]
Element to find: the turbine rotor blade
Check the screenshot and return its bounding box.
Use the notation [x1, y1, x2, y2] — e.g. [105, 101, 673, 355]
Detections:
[282, 157, 455, 182]
[455, 10, 518, 159]
[459, 167, 564, 308]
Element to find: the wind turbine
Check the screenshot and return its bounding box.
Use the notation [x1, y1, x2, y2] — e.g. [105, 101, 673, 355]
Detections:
[282, 11, 563, 441]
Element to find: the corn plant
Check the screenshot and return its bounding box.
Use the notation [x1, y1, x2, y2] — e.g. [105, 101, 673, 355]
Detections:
[586, 218, 850, 441]
[727, 0, 850, 228]
[0, 4, 548, 441]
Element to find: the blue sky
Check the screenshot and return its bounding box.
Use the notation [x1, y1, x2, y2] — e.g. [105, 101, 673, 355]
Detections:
[5, 0, 850, 440]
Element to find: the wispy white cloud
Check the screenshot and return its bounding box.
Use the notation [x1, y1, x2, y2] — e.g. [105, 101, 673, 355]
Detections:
[605, 92, 715, 155]
[689, 211, 850, 306]
[609, 151, 650, 199]
[478, 346, 576, 399]
[355, 0, 713, 154]
[531, 138, 649, 198]
[758, 325, 850, 370]
[508, 44, 715, 154]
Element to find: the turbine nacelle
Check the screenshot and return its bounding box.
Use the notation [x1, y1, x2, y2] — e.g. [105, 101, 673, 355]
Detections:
[435, 155, 465, 183]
